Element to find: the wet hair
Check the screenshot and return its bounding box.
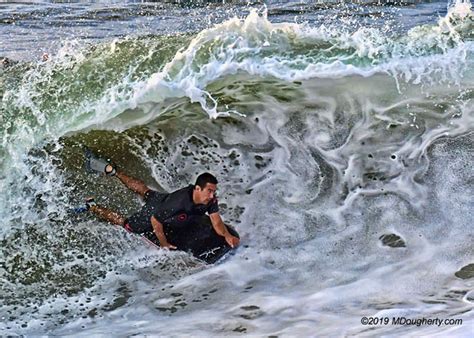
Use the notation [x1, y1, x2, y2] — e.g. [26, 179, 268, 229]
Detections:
[195, 172, 218, 189]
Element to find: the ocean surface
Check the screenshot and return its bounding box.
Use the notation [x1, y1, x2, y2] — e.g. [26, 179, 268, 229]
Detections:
[0, 0, 473, 336]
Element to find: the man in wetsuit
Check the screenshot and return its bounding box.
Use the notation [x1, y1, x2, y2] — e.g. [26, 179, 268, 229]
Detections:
[86, 161, 240, 250]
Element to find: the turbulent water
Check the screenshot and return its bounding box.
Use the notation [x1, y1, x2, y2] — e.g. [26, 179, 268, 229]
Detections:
[1, 0, 473, 336]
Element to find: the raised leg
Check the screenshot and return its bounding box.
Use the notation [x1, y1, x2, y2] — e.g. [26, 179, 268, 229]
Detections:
[110, 166, 150, 198]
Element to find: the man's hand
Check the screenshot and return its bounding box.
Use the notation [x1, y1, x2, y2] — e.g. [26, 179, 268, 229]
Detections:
[161, 242, 177, 250]
[210, 213, 241, 248]
[151, 216, 177, 250]
[225, 234, 240, 248]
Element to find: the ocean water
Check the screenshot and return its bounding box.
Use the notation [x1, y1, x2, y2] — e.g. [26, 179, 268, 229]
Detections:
[0, 0, 473, 336]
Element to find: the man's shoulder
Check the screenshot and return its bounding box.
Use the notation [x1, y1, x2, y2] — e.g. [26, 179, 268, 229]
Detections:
[170, 184, 193, 196]
[166, 185, 193, 203]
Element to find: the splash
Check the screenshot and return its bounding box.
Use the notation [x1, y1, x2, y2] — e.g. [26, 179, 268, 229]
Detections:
[439, 0, 473, 38]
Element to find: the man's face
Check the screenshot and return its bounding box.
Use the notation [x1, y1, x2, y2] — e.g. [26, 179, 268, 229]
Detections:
[196, 183, 217, 204]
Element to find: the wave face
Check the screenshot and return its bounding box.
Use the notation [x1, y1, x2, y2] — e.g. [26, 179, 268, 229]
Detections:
[0, 1, 473, 335]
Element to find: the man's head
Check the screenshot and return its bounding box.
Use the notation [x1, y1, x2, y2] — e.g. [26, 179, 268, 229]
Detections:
[193, 172, 218, 204]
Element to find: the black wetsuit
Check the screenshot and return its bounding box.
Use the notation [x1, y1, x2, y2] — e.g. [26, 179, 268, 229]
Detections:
[124, 185, 219, 237]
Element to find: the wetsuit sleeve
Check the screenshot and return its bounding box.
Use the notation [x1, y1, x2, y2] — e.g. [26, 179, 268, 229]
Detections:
[207, 197, 219, 214]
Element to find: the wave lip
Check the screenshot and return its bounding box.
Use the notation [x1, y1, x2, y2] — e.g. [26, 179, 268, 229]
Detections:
[130, 3, 472, 119]
[2, 1, 472, 146]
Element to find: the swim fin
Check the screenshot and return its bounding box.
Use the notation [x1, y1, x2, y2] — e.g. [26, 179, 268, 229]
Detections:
[70, 197, 96, 214]
[84, 148, 116, 176]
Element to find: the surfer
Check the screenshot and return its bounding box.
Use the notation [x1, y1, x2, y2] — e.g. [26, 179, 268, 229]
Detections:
[82, 150, 240, 250]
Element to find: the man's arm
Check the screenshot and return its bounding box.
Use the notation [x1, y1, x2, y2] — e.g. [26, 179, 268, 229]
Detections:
[209, 212, 240, 248]
[150, 216, 176, 250]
